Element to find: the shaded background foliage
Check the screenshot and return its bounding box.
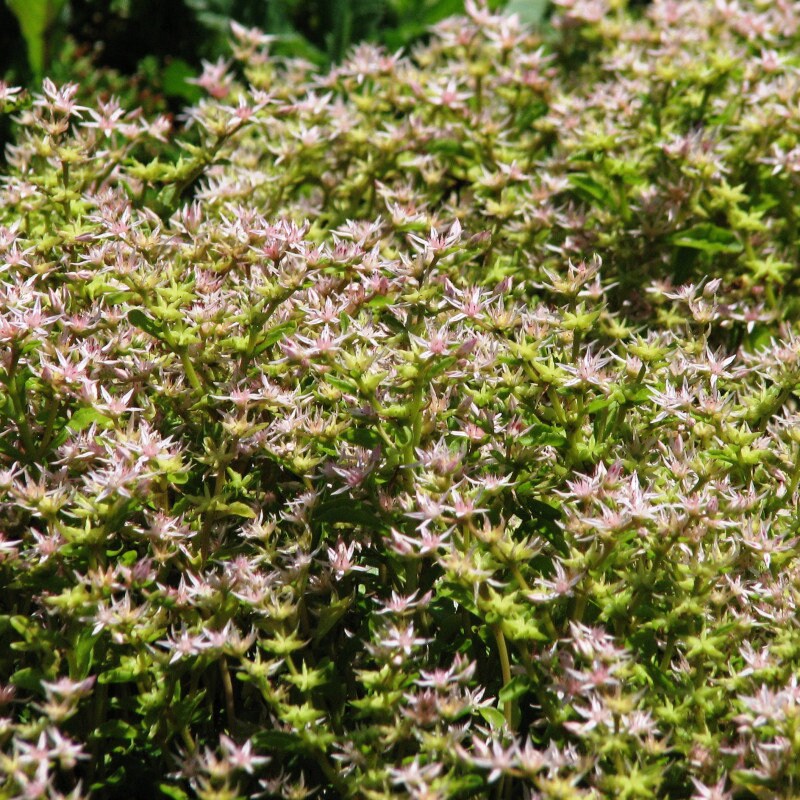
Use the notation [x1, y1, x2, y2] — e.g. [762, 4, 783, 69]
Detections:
[0, 0, 551, 86]
[0, 0, 555, 161]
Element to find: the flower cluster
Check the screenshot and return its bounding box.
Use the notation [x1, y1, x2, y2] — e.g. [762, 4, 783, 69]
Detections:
[2, 1, 800, 798]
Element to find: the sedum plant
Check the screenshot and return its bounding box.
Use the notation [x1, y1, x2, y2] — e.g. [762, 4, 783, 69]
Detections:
[2, 1, 800, 798]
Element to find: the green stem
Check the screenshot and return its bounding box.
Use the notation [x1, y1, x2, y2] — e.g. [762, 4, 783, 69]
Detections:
[9, 374, 36, 462]
[36, 395, 61, 459]
[219, 657, 236, 731]
[403, 378, 427, 491]
[241, 299, 280, 358]
[61, 160, 72, 218]
[197, 450, 230, 565]
[404, 559, 420, 594]
[509, 562, 530, 593]
[86, 678, 108, 785]
[491, 623, 514, 730]
[180, 726, 196, 755]
[573, 588, 588, 624]
[571, 329, 582, 364]
[540, 606, 558, 639]
[179, 350, 204, 393]
[546, 387, 567, 426]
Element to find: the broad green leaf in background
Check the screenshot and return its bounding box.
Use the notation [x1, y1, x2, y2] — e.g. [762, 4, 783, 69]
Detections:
[670, 223, 743, 255]
[504, 0, 550, 26]
[498, 674, 531, 704]
[568, 173, 614, 206]
[6, 0, 66, 78]
[161, 58, 203, 104]
[381, 0, 464, 51]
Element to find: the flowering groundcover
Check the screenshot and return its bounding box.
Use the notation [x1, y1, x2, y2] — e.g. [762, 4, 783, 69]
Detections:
[2, 1, 800, 798]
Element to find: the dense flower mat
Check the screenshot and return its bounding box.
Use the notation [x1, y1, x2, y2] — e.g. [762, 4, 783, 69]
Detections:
[2, 1, 800, 797]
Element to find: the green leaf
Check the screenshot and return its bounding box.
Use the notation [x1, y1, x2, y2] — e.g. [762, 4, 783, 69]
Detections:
[253, 730, 304, 753]
[9, 615, 31, 636]
[448, 774, 487, 794]
[128, 309, 166, 341]
[479, 706, 507, 730]
[313, 594, 353, 642]
[366, 294, 395, 310]
[505, 0, 550, 26]
[745, 323, 774, 352]
[422, 355, 457, 380]
[167, 470, 190, 485]
[382, 0, 463, 50]
[98, 662, 142, 684]
[159, 785, 190, 800]
[67, 406, 113, 432]
[259, 320, 298, 350]
[70, 630, 99, 679]
[568, 173, 613, 205]
[622, 386, 651, 404]
[517, 499, 567, 555]
[438, 582, 480, 617]
[161, 59, 202, 104]
[521, 498, 561, 522]
[155, 184, 180, 215]
[93, 719, 139, 740]
[324, 374, 358, 394]
[428, 138, 466, 157]
[315, 498, 386, 530]
[730, 770, 776, 791]
[520, 424, 568, 448]
[6, 0, 66, 78]
[89, 766, 129, 792]
[586, 396, 613, 414]
[10, 667, 43, 693]
[670, 223, 743, 255]
[346, 427, 382, 449]
[217, 500, 257, 519]
[499, 675, 530, 704]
